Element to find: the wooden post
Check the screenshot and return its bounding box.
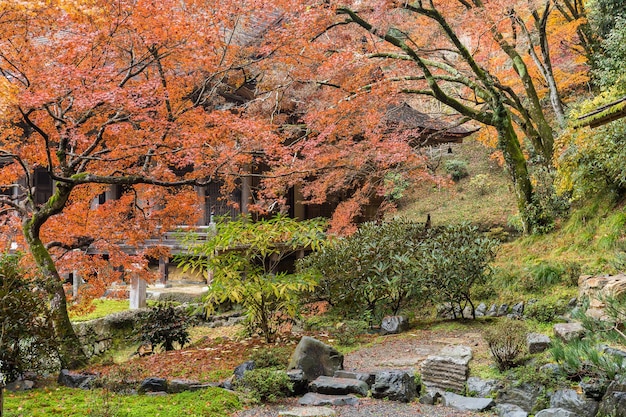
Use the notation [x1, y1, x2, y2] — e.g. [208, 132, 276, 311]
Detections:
[158, 257, 168, 286]
[129, 274, 147, 309]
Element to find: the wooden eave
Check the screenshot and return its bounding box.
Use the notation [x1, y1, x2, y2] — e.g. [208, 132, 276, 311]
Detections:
[575, 96, 626, 129]
[385, 103, 480, 146]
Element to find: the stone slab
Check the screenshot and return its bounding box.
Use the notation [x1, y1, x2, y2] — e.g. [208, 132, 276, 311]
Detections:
[278, 407, 336, 417]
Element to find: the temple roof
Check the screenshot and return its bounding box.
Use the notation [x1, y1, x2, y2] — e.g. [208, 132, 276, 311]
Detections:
[385, 102, 480, 146]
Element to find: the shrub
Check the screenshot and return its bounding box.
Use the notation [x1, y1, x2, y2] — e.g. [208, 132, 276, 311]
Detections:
[417, 223, 499, 318]
[249, 347, 291, 369]
[298, 219, 429, 321]
[483, 319, 527, 371]
[0, 253, 58, 382]
[180, 214, 327, 343]
[138, 303, 194, 351]
[235, 368, 293, 403]
[524, 299, 569, 323]
[444, 159, 469, 181]
[329, 320, 369, 346]
[469, 174, 490, 195]
[551, 338, 624, 381]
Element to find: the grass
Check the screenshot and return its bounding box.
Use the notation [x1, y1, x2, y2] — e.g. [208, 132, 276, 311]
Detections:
[69, 299, 133, 322]
[4, 386, 241, 417]
[395, 139, 517, 229]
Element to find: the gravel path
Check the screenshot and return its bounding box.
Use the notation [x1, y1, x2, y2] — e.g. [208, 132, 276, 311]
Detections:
[233, 397, 493, 417]
[233, 328, 496, 417]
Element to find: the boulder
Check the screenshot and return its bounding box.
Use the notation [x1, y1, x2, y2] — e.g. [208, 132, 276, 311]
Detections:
[496, 383, 544, 413]
[287, 369, 308, 396]
[579, 274, 626, 320]
[476, 303, 488, 316]
[487, 304, 498, 317]
[309, 376, 368, 396]
[467, 376, 499, 397]
[288, 336, 343, 382]
[333, 370, 375, 387]
[57, 369, 97, 389]
[527, 333, 551, 354]
[512, 302, 525, 316]
[580, 378, 609, 401]
[553, 322, 585, 342]
[441, 392, 495, 412]
[5, 380, 35, 392]
[371, 370, 417, 403]
[598, 379, 626, 417]
[138, 377, 168, 393]
[497, 304, 509, 317]
[534, 408, 577, 417]
[298, 392, 359, 406]
[278, 407, 336, 417]
[420, 349, 470, 394]
[233, 360, 255, 380]
[549, 388, 599, 417]
[380, 316, 409, 335]
[495, 403, 528, 417]
[168, 379, 213, 393]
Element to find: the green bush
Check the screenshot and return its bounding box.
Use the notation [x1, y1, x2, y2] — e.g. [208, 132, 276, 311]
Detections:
[298, 219, 429, 321]
[249, 347, 291, 370]
[235, 368, 293, 403]
[0, 254, 58, 382]
[524, 299, 569, 323]
[483, 319, 527, 371]
[138, 303, 194, 351]
[300, 220, 498, 321]
[551, 338, 624, 381]
[444, 160, 469, 181]
[180, 214, 327, 343]
[329, 320, 369, 346]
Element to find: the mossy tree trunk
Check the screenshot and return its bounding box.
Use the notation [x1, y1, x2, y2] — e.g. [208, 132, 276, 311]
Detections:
[22, 183, 87, 369]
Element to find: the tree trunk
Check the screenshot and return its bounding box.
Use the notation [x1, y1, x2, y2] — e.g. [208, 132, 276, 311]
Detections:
[494, 105, 534, 234]
[23, 222, 87, 369]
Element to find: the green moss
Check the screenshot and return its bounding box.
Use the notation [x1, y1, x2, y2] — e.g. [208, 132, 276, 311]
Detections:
[4, 386, 241, 417]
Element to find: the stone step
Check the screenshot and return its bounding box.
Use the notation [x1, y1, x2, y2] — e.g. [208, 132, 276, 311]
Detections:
[309, 376, 369, 396]
[298, 392, 359, 406]
[441, 391, 495, 412]
[278, 407, 336, 417]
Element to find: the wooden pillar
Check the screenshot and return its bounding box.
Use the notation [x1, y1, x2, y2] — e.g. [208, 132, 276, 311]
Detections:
[158, 257, 168, 286]
[241, 173, 251, 216]
[195, 185, 208, 225]
[129, 275, 147, 309]
[294, 185, 305, 220]
[72, 271, 81, 299]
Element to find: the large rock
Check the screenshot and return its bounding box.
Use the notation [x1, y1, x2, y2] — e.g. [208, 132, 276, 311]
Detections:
[534, 408, 577, 417]
[233, 360, 256, 380]
[333, 370, 375, 387]
[309, 376, 368, 396]
[467, 376, 499, 397]
[139, 377, 168, 393]
[527, 333, 551, 354]
[496, 383, 544, 413]
[5, 380, 35, 392]
[420, 346, 471, 394]
[495, 403, 528, 417]
[287, 369, 308, 396]
[298, 392, 359, 406]
[553, 322, 585, 342]
[57, 369, 97, 389]
[168, 379, 213, 393]
[380, 316, 409, 335]
[371, 370, 417, 403]
[579, 274, 626, 320]
[441, 392, 495, 412]
[288, 336, 343, 382]
[550, 388, 599, 417]
[598, 379, 626, 417]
